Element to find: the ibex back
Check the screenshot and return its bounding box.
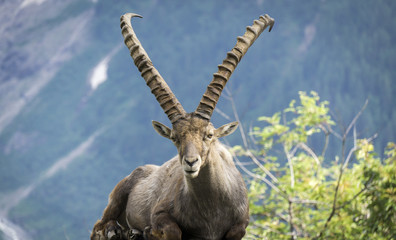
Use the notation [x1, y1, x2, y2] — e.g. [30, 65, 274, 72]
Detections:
[91, 13, 274, 240]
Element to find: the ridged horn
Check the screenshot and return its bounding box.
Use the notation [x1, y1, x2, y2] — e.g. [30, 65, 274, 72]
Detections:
[195, 14, 275, 121]
[120, 13, 186, 124]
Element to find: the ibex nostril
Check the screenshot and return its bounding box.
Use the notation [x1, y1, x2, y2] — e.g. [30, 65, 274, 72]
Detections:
[185, 158, 198, 167]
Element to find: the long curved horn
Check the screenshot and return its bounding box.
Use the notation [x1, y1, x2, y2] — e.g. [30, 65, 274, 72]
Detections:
[120, 13, 186, 124]
[195, 14, 275, 121]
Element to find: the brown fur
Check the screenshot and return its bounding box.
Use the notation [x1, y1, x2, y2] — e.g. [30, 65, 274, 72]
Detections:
[91, 114, 249, 240]
[91, 12, 275, 240]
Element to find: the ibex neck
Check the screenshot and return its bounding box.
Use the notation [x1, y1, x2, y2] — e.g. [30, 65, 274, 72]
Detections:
[184, 143, 239, 201]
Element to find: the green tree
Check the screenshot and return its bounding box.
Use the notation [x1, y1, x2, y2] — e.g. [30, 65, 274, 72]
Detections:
[232, 92, 396, 239]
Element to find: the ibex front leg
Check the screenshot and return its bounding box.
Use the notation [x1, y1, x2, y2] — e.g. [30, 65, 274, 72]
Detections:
[91, 167, 154, 240]
[145, 211, 182, 240]
[223, 221, 249, 240]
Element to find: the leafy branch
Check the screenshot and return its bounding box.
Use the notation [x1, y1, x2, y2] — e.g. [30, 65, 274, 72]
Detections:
[219, 90, 395, 239]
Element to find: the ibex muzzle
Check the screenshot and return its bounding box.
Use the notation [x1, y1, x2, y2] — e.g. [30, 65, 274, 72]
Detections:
[91, 12, 274, 240]
[182, 141, 201, 176]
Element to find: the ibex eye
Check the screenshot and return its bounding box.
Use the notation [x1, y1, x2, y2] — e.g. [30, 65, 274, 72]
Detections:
[170, 134, 177, 142]
[206, 134, 213, 139]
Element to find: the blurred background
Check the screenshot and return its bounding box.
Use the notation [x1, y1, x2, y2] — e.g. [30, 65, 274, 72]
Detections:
[0, 0, 395, 239]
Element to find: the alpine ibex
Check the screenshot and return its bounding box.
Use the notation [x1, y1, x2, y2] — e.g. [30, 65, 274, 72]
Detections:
[91, 13, 274, 240]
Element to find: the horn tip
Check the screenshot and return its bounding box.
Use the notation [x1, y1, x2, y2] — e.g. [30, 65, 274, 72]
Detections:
[260, 14, 275, 32]
[122, 13, 143, 21]
[261, 14, 275, 32]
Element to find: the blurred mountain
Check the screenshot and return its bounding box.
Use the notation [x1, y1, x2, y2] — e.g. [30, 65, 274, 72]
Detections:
[0, 0, 395, 239]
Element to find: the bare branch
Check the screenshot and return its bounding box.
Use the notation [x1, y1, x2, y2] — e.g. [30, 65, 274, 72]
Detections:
[343, 132, 377, 170]
[315, 176, 339, 239]
[298, 142, 320, 166]
[248, 123, 259, 148]
[223, 87, 280, 184]
[284, 145, 295, 189]
[214, 108, 232, 121]
[326, 123, 342, 140]
[233, 153, 288, 199]
[246, 150, 279, 183]
[290, 144, 299, 157]
[343, 146, 358, 171]
[235, 160, 256, 166]
[343, 99, 368, 139]
[316, 100, 370, 239]
[318, 123, 330, 157]
[335, 184, 368, 211]
[254, 211, 289, 223]
[288, 198, 297, 240]
[225, 87, 249, 147]
[290, 198, 327, 206]
[353, 125, 357, 147]
[366, 132, 378, 143]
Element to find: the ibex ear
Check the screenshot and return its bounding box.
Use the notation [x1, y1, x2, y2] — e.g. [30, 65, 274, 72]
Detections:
[215, 121, 239, 138]
[152, 120, 172, 139]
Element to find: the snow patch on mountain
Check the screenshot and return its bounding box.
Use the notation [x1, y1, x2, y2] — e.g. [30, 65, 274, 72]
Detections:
[20, 0, 47, 9]
[90, 56, 110, 91]
[89, 45, 122, 91]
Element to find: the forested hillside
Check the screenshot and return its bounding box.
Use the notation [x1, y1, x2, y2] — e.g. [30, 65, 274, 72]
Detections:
[0, 0, 395, 239]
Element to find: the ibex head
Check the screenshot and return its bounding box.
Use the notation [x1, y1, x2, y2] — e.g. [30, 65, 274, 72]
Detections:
[152, 115, 238, 178]
[120, 13, 274, 178]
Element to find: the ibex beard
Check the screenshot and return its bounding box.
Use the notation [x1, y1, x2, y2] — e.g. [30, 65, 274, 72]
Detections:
[91, 12, 274, 240]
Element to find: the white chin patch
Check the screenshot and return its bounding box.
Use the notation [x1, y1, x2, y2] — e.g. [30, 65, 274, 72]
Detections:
[184, 170, 199, 178]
